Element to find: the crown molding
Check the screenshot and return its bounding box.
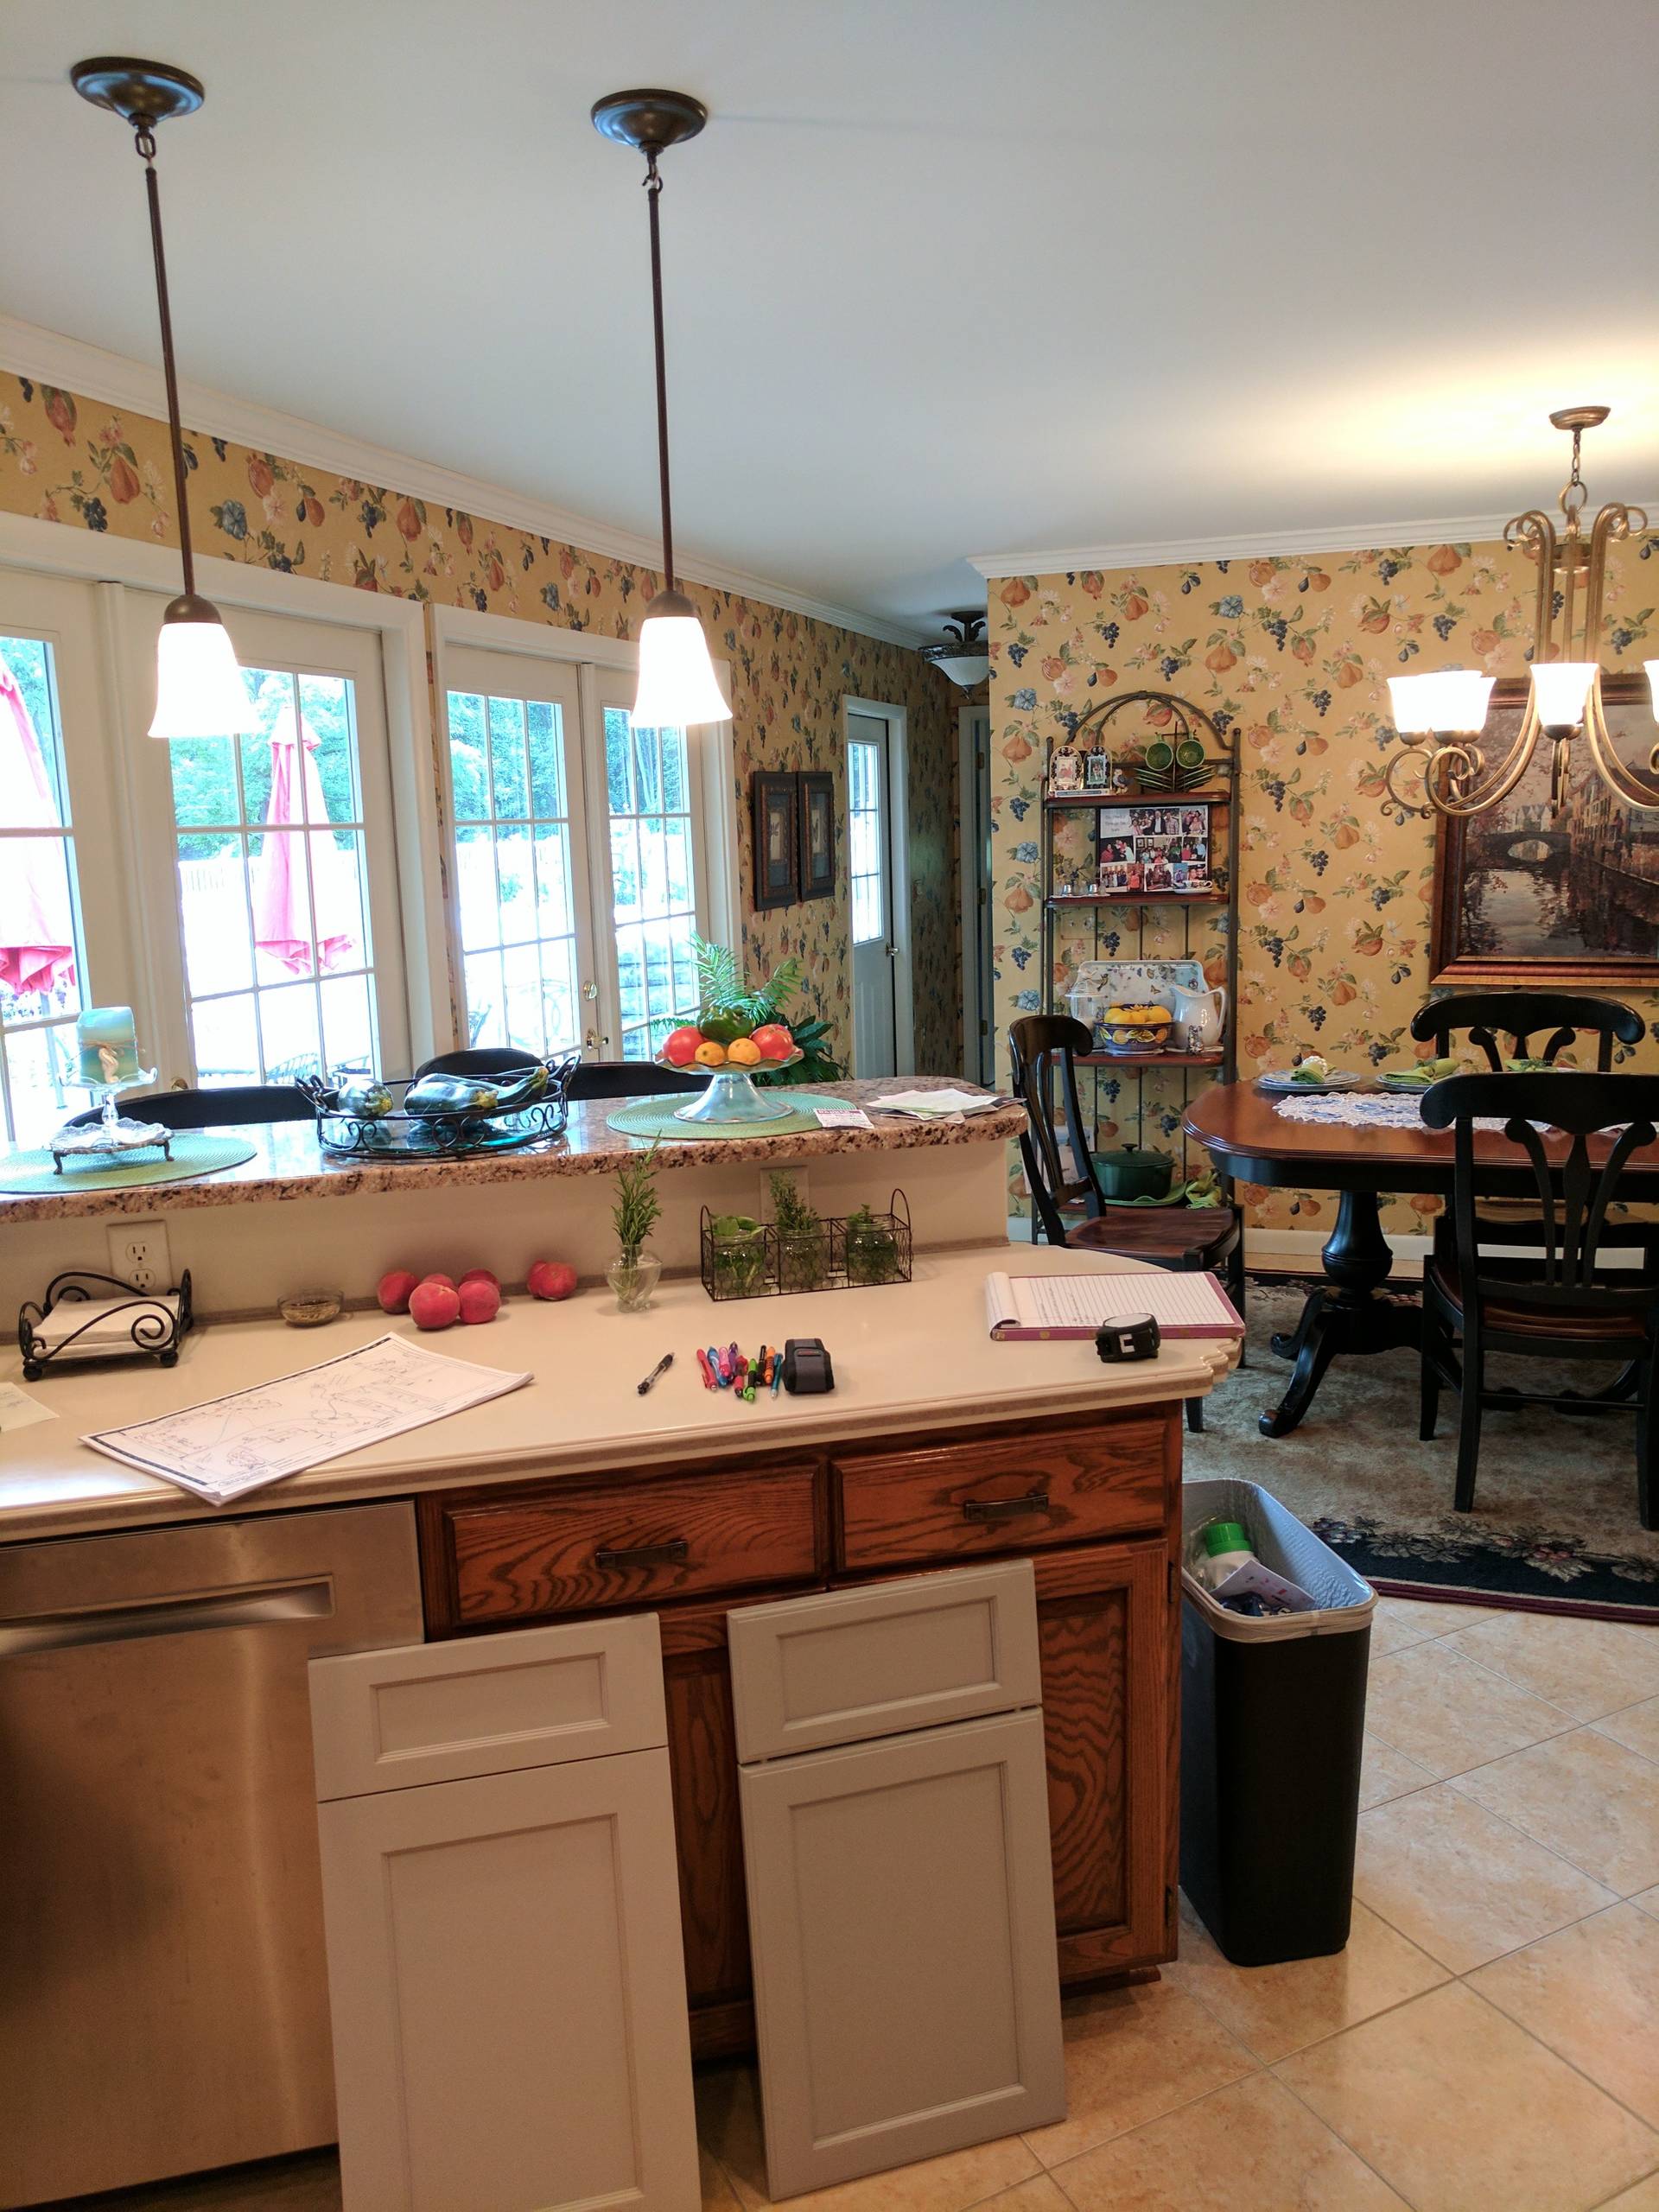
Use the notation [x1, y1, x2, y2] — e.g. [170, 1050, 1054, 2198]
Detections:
[0, 315, 931, 651]
[968, 505, 1659, 580]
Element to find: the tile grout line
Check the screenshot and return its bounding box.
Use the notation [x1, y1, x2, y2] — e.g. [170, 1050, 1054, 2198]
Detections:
[1465, 1959, 1659, 2158]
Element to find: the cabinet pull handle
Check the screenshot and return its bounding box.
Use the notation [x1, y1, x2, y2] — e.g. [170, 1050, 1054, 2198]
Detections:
[962, 1488, 1052, 1522]
[594, 1538, 690, 1570]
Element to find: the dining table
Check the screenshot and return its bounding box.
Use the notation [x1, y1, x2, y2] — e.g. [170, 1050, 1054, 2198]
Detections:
[1183, 1077, 1659, 1438]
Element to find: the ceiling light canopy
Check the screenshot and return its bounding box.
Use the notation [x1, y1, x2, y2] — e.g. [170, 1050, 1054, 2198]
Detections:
[593, 88, 731, 731]
[919, 610, 990, 690]
[1384, 408, 1652, 819]
[71, 57, 255, 740]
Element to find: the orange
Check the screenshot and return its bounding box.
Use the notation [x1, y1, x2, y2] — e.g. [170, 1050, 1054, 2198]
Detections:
[727, 1037, 762, 1066]
[693, 1039, 727, 1068]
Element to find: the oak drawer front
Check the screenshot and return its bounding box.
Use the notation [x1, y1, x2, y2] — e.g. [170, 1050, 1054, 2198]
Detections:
[834, 1420, 1168, 1569]
[446, 1464, 820, 1623]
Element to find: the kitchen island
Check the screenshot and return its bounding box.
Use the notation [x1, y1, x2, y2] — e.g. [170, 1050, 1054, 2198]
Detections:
[0, 1076, 1023, 1319]
[0, 1224, 1225, 2084]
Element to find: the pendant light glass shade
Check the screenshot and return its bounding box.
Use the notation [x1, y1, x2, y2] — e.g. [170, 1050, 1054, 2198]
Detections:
[149, 598, 256, 737]
[1645, 660, 1659, 721]
[631, 588, 732, 728]
[1530, 661, 1599, 729]
[1387, 669, 1494, 734]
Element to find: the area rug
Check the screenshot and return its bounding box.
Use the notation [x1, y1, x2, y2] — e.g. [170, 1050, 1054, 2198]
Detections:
[1189, 1280, 1659, 1620]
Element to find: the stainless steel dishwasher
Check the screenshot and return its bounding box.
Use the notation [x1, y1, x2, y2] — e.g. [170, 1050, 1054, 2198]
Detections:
[0, 1500, 424, 2208]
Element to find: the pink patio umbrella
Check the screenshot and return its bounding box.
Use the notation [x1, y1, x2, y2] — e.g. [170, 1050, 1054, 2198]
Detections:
[0, 653, 75, 998]
[249, 704, 360, 975]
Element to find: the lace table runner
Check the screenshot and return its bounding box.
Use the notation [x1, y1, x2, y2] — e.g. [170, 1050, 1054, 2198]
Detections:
[1271, 1092, 1517, 1132]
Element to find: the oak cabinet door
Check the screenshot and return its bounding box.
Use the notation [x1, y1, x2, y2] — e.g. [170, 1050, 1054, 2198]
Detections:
[1034, 1537, 1175, 1978]
[317, 1753, 699, 2212]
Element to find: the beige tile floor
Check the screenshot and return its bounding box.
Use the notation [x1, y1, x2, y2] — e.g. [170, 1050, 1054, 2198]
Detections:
[53, 1597, 1659, 2212]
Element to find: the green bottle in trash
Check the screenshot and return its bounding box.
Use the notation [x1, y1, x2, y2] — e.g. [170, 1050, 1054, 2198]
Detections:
[1196, 1520, 1254, 1590]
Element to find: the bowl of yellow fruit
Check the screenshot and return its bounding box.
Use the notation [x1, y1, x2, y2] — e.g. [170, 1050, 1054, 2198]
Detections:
[1098, 1002, 1173, 1056]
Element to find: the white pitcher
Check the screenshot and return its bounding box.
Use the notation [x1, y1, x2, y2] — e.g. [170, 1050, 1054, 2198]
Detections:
[1166, 981, 1226, 1050]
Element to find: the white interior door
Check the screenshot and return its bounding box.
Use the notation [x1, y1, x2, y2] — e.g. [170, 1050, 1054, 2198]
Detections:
[848, 711, 897, 1077]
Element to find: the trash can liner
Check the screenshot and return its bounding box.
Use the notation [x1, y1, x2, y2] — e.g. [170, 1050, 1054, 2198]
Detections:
[1183, 1476, 1376, 1638]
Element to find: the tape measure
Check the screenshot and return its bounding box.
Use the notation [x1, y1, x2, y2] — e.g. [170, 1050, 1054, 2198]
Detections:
[1094, 1311, 1161, 1363]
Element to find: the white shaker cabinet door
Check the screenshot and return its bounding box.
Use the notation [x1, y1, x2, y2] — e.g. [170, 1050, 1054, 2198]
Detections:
[741, 1707, 1065, 2200]
[316, 1750, 699, 2212]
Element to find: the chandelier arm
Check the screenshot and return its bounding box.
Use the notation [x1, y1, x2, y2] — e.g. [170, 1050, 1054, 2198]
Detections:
[1584, 501, 1646, 648]
[1385, 702, 1542, 820]
[1505, 510, 1556, 661]
[1579, 678, 1659, 810]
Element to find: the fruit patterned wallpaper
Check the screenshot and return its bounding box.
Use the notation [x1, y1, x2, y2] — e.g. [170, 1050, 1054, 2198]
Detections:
[989, 531, 1659, 1236]
[0, 373, 961, 1073]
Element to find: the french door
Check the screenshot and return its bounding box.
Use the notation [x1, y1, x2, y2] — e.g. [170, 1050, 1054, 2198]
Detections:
[442, 650, 708, 1065]
[0, 572, 128, 1143]
[124, 597, 410, 1088]
[848, 709, 898, 1077]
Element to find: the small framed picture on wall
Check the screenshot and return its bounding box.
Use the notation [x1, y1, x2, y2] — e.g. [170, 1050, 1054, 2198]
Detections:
[752, 770, 800, 910]
[798, 771, 836, 901]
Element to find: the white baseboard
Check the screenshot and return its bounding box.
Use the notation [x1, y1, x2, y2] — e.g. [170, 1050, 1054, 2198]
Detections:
[1245, 1227, 1430, 1280]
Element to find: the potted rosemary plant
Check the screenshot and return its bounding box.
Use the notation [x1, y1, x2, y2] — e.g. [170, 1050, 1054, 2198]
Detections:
[608, 1146, 663, 1312]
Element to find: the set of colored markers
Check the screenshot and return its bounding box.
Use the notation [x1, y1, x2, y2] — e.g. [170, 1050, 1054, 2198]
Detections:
[696, 1342, 784, 1402]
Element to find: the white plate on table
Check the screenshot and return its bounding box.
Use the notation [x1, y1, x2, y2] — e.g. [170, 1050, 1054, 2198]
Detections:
[1255, 1069, 1363, 1096]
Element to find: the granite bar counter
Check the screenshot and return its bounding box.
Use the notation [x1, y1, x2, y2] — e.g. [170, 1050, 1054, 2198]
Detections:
[0, 1077, 1023, 1319]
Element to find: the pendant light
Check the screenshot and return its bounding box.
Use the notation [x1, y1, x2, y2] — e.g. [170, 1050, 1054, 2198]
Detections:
[72, 58, 254, 740]
[592, 90, 731, 729]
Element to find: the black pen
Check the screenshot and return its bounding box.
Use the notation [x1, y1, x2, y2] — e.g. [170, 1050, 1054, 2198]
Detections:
[637, 1352, 674, 1395]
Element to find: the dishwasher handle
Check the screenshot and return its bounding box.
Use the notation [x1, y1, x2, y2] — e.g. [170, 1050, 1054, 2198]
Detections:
[0, 1577, 335, 1656]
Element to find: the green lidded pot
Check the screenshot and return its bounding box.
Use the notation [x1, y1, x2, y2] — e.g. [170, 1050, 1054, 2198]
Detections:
[1092, 1147, 1173, 1202]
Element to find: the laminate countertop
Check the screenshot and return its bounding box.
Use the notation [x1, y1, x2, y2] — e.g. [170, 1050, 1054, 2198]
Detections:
[0, 1244, 1232, 1545]
[0, 1077, 1025, 1226]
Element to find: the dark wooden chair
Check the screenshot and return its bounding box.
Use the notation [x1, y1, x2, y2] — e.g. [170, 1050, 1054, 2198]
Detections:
[1419, 1070, 1659, 1528]
[1411, 990, 1643, 1071]
[67, 1084, 315, 1129]
[414, 1046, 700, 1101]
[1009, 1014, 1244, 1433]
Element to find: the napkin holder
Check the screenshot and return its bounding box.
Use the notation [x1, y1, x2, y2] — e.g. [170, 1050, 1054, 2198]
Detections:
[19, 1269, 194, 1382]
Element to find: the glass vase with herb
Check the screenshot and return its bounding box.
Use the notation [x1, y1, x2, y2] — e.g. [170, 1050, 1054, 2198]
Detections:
[770, 1171, 828, 1293]
[609, 1146, 663, 1311]
[708, 1212, 771, 1299]
[845, 1202, 899, 1287]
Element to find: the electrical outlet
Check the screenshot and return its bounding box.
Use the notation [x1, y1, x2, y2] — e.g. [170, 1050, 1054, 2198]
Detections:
[107, 1220, 172, 1294]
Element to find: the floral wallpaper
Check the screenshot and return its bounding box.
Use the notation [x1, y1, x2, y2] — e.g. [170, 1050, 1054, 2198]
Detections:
[0, 374, 961, 1072]
[988, 530, 1659, 1234]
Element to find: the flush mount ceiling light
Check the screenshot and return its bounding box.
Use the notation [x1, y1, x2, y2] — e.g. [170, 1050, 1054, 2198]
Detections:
[1385, 407, 1653, 819]
[919, 611, 990, 690]
[71, 58, 255, 741]
[593, 88, 731, 730]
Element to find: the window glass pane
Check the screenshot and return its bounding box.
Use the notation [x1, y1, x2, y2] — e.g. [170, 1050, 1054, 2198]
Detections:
[610, 817, 642, 919]
[496, 830, 537, 945]
[464, 950, 505, 1047]
[2, 633, 87, 1146]
[527, 700, 563, 818]
[542, 936, 578, 1056]
[534, 825, 573, 936]
[455, 823, 499, 951]
[178, 833, 253, 996]
[192, 993, 261, 1089]
[169, 735, 238, 827]
[632, 726, 662, 812]
[320, 972, 373, 1079]
[501, 943, 543, 1054]
[660, 730, 687, 813]
[488, 697, 528, 820]
[169, 662, 382, 1084]
[448, 690, 489, 822]
[605, 708, 632, 811]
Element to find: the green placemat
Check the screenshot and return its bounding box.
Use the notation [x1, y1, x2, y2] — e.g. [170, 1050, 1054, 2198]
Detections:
[606, 1092, 843, 1142]
[0, 1131, 257, 1195]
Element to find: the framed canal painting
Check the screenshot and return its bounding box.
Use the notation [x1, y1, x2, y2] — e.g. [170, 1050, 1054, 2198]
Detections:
[1429, 671, 1659, 987]
[751, 769, 799, 911]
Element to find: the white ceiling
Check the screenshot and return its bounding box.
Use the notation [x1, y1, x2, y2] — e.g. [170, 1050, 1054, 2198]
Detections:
[3, 0, 1656, 639]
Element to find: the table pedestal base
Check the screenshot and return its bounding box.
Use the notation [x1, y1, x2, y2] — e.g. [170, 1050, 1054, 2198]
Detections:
[1259, 1189, 1421, 1438]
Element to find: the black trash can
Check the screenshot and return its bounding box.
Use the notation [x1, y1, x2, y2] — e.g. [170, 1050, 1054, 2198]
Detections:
[1179, 1476, 1376, 1967]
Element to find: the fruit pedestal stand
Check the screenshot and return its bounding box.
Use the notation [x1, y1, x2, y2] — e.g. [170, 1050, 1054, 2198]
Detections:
[655, 1049, 804, 1125]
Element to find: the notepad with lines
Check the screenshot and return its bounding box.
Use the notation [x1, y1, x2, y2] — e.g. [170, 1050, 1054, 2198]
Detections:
[985, 1270, 1244, 1341]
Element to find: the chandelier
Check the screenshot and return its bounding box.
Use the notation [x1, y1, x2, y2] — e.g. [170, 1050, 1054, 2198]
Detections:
[1384, 407, 1656, 820]
[919, 611, 990, 689]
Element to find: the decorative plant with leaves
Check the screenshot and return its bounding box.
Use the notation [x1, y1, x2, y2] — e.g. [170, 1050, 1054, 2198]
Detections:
[770, 1171, 828, 1292]
[613, 1146, 662, 1267]
[845, 1202, 899, 1287]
